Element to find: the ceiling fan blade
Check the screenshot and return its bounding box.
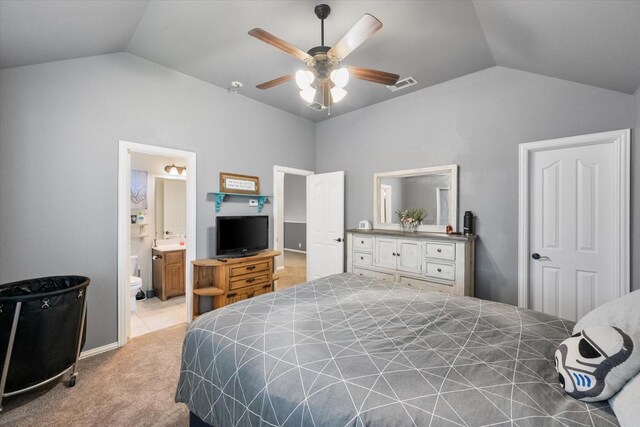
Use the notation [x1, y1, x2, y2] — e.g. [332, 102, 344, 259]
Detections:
[348, 66, 399, 86]
[328, 14, 383, 61]
[256, 74, 294, 90]
[248, 28, 312, 61]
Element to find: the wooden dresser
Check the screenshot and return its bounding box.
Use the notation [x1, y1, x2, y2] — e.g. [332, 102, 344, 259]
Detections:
[152, 248, 186, 301]
[192, 250, 280, 317]
[346, 229, 475, 296]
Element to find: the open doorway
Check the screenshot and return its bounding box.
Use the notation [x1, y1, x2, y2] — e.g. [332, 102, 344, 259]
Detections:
[117, 141, 196, 347]
[129, 153, 187, 338]
[273, 166, 313, 290]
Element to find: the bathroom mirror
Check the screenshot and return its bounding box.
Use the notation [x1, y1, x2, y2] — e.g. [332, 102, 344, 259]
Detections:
[373, 164, 458, 233]
[155, 177, 187, 239]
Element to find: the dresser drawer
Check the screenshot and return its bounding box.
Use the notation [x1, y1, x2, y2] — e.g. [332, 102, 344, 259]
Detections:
[353, 236, 373, 250]
[353, 251, 373, 266]
[425, 242, 455, 260]
[353, 268, 395, 283]
[230, 261, 270, 277]
[230, 273, 270, 290]
[399, 276, 453, 294]
[424, 261, 455, 281]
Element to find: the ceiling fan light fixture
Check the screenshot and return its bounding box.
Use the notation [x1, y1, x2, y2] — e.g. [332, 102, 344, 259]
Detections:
[330, 68, 349, 88]
[330, 87, 347, 103]
[295, 70, 315, 89]
[300, 87, 316, 103]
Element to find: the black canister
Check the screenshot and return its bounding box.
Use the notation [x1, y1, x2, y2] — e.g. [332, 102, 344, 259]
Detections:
[463, 211, 474, 235]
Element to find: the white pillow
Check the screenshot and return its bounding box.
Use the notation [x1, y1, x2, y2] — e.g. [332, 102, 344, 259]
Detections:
[573, 289, 640, 336]
[609, 373, 640, 427]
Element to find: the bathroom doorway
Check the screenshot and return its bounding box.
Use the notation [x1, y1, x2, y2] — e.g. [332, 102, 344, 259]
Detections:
[273, 166, 313, 290]
[117, 141, 196, 347]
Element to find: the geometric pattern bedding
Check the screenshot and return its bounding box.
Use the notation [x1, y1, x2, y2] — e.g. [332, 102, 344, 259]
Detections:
[176, 273, 618, 426]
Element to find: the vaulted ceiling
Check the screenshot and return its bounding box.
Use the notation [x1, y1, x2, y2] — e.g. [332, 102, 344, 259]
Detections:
[1, 1, 639, 121]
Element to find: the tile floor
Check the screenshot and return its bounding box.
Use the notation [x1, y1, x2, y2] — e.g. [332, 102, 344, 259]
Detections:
[130, 294, 187, 338]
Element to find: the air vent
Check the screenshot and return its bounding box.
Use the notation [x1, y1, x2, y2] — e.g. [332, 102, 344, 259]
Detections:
[387, 76, 418, 92]
[307, 102, 325, 111]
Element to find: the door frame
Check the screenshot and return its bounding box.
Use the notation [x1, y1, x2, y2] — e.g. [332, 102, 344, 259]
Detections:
[273, 165, 314, 271]
[517, 129, 630, 309]
[117, 140, 197, 347]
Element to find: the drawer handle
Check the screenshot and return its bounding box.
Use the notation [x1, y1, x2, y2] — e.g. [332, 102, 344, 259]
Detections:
[227, 293, 237, 298]
[262, 284, 271, 289]
[392, 252, 396, 256]
[246, 278, 255, 283]
[360, 256, 364, 260]
[437, 268, 442, 272]
[361, 240, 364, 244]
[247, 265, 256, 271]
[437, 249, 442, 253]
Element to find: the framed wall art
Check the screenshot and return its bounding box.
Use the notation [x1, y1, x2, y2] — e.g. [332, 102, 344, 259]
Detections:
[220, 172, 260, 195]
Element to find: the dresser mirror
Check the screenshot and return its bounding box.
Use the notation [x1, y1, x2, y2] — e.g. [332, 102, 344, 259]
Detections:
[373, 164, 458, 233]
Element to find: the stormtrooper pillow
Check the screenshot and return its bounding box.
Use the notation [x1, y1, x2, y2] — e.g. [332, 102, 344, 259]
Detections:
[555, 326, 640, 402]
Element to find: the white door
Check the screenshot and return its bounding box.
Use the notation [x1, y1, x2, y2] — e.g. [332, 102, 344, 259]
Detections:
[307, 171, 345, 280]
[164, 180, 186, 237]
[374, 238, 397, 269]
[397, 240, 422, 274]
[521, 130, 630, 321]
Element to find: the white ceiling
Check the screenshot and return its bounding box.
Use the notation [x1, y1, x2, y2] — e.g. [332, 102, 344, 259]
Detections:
[1, 0, 639, 122]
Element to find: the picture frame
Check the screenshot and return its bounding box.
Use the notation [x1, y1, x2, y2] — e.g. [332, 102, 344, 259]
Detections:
[220, 172, 260, 195]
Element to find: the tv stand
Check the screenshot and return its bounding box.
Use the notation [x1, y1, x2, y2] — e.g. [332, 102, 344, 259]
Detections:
[192, 250, 280, 318]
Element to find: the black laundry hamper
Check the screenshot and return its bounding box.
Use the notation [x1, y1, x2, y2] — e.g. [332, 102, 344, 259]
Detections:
[0, 275, 90, 412]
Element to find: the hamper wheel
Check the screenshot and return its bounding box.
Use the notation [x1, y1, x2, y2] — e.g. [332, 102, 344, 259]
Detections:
[68, 376, 77, 387]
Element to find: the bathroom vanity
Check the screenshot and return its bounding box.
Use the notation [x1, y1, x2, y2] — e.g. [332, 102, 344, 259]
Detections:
[152, 247, 186, 301]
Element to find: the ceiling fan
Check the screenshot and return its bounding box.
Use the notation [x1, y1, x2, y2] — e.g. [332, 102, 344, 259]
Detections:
[249, 4, 399, 109]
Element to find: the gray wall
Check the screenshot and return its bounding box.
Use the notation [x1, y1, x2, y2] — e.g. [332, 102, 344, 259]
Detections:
[0, 53, 316, 350]
[316, 66, 636, 305]
[635, 86, 640, 295]
[284, 222, 306, 252]
[283, 174, 306, 222]
[283, 174, 306, 251]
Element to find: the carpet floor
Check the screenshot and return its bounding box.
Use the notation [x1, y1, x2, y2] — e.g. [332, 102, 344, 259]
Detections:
[1, 323, 189, 427]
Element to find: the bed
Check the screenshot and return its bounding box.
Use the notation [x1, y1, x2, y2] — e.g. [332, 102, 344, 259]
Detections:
[176, 273, 618, 426]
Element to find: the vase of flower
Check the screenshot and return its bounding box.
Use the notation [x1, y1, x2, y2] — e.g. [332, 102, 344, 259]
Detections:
[396, 208, 426, 232]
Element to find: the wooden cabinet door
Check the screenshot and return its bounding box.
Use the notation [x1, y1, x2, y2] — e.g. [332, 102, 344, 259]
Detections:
[374, 238, 397, 269]
[164, 250, 185, 297]
[165, 263, 183, 296]
[397, 239, 422, 274]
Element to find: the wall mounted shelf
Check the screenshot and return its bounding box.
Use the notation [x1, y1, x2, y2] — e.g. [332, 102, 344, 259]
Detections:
[131, 223, 148, 239]
[209, 192, 270, 213]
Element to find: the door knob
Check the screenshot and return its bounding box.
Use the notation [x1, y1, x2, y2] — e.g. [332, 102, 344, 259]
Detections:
[531, 253, 550, 260]
[334, 238, 343, 242]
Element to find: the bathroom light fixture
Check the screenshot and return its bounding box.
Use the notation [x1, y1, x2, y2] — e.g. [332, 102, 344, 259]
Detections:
[164, 164, 186, 176]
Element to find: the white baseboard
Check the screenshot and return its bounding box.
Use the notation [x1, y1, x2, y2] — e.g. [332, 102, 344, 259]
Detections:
[80, 342, 119, 359]
[284, 248, 306, 254]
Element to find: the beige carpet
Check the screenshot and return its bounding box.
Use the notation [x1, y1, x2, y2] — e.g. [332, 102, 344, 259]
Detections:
[1, 324, 189, 427]
[276, 251, 307, 290]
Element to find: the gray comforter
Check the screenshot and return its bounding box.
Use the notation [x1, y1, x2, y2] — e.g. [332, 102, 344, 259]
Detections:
[176, 273, 617, 426]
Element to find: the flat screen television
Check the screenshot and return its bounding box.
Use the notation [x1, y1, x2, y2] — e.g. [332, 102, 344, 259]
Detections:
[216, 215, 269, 257]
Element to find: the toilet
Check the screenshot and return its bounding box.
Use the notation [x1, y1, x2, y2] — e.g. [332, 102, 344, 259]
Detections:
[130, 256, 143, 312]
